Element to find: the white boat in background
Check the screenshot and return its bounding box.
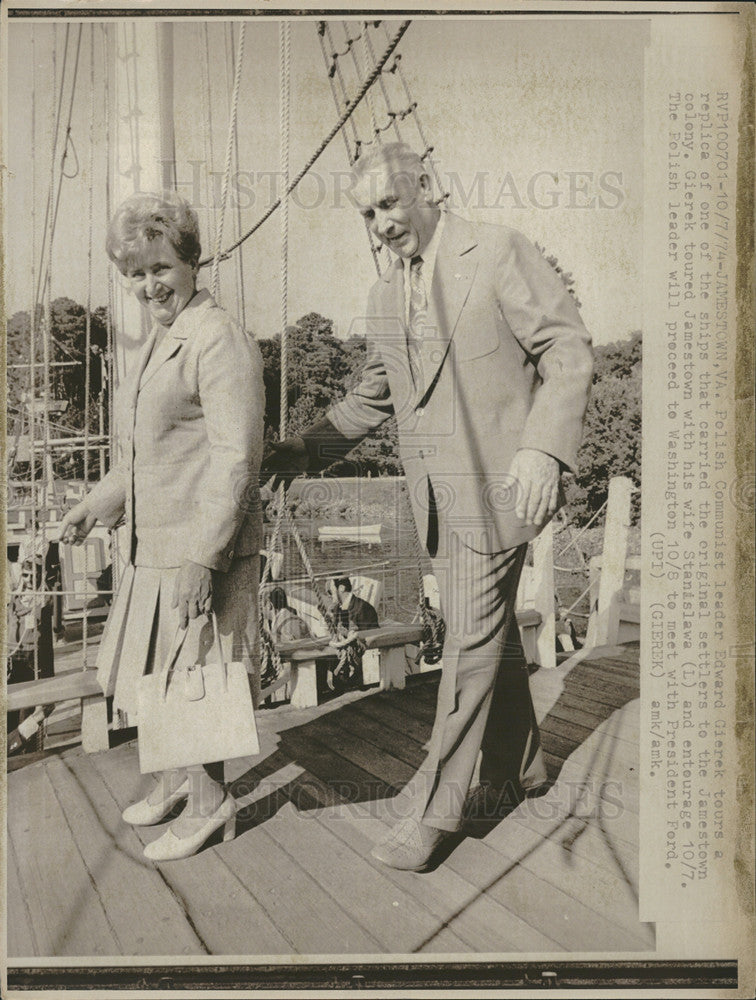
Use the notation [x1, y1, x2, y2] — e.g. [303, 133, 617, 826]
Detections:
[317, 523, 382, 547]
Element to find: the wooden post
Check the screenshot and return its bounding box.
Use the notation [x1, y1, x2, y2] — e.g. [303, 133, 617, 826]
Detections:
[81, 694, 110, 753]
[532, 520, 556, 669]
[362, 648, 381, 686]
[289, 659, 319, 709]
[379, 647, 406, 690]
[586, 476, 634, 648]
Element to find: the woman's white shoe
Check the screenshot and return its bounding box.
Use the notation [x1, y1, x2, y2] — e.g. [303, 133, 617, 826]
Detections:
[143, 796, 237, 862]
[122, 777, 190, 826]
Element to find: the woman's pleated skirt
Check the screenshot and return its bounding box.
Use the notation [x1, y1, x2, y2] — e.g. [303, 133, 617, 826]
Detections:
[96, 555, 260, 730]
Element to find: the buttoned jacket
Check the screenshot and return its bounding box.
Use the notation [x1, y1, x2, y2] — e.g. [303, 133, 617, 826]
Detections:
[86, 289, 264, 571]
[324, 213, 594, 553]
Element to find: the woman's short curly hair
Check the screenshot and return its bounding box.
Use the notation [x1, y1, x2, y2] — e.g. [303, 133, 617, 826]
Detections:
[106, 191, 201, 273]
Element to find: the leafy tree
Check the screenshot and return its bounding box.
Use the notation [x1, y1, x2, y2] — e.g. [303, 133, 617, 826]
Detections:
[566, 331, 642, 523]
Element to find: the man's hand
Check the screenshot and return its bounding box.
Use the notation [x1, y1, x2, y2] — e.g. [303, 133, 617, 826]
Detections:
[260, 436, 309, 492]
[172, 561, 213, 629]
[59, 502, 98, 545]
[509, 448, 561, 527]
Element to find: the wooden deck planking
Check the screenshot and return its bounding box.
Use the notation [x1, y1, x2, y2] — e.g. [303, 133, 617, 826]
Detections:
[443, 837, 646, 953]
[88, 743, 295, 956]
[260, 802, 470, 954]
[478, 808, 653, 946]
[7, 643, 646, 958]
[219, 815, 385, 955]
[49, 752, 207, 955]
[287, 775, 564, 953]
[7, 761, 121, 955]
[6, 836, 38, 957]
[352, 690, 434, 746]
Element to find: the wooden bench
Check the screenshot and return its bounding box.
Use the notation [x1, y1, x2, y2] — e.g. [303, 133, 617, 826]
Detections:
[7, 669, 109, 753]
[276, 622, 424, 709]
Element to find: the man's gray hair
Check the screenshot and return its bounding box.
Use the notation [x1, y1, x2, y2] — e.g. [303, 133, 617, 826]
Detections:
[352, 141, 429, 185]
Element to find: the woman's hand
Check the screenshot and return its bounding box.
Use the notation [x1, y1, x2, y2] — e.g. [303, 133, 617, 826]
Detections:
[59, 502, 98, 545]
[172, 561, 213, 629]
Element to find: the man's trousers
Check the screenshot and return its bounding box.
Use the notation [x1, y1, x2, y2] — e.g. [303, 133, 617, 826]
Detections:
[403, 534, 548, 831]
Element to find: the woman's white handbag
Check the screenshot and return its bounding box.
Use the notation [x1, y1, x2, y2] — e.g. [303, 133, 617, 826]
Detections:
[137, 613, 259, 773]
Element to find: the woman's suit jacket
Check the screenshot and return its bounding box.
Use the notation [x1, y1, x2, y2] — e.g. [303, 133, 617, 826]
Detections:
[310, 213, 594, 556]
[87, 289, 264, 571]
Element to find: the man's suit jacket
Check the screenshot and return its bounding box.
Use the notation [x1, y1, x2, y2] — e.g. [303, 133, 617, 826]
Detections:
[312, 213, 594, 554]
[86, 289, 264, 571]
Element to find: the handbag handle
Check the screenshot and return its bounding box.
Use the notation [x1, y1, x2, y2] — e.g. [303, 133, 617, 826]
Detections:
[160, 612, 228, 701]
[208, 611, 229, 693]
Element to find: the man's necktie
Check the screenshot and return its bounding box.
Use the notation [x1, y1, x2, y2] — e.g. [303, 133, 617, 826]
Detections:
[407, 255, 427, 389]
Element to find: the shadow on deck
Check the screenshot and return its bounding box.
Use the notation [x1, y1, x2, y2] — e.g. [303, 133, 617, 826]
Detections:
[6, 642, 653, 958]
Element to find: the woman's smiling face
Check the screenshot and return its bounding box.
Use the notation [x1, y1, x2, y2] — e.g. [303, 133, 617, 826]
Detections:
[125, 236, 197, 327]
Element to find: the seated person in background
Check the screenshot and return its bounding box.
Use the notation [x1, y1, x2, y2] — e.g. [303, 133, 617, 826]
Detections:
[263, 586, 313, 644]
[330, 577, 379, 634]
[326, 577, 379, 691]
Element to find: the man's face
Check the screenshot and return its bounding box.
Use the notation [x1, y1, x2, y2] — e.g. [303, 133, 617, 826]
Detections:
[352, 162, 437, 259]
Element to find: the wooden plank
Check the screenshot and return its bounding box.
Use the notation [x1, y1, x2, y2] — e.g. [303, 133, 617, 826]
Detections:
[534, 767, 641, 843]
[292, 771, 563, 953]
[387, 686, 439, 724]
[221, 822, 384, 955]
[478, 809, 652, 947]
[445, 836, 647, 952]
[539, 699, 639, 747]
[89, 742, 295, 956]
[534, 673, 640, 712]
[285, 715, 416, 792]
[353, 691, 433, 748]
[6, 836, 38, 957]
[538, 720, 638, 768]
[8, 668, 103, 712]
[48, 752, 207, 955]
[511, 804, 641, 890]
[277, 726, 400, 803]
[327, 707, 427, 771]
[261, 802, 469, 954]
[539, 714, 638, 759]
[219, 757, 386, 954]
[7, 761, 121, 955]
[560, 658, 640, 687]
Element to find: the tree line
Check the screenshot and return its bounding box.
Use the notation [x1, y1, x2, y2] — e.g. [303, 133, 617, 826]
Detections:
[6, 298, 640, 524]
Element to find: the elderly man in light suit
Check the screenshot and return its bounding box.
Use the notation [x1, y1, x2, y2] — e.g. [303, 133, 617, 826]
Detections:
[266, 143, 593, 871]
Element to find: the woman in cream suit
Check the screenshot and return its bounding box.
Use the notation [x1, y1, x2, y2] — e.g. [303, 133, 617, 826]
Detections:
[60, 192, 264, 861]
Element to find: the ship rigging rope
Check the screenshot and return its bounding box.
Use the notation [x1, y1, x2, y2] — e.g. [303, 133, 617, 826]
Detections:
[211, 21, 246, 298]
[279, 19, 291, 440]
[230, 24, 248, 333]
[81, 23, 97, 671]
[317, 22, 382, 277]
[35, 24, 84, 313]
[322, 21, 361, 155]
[199, 20, 411, 268]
